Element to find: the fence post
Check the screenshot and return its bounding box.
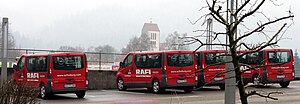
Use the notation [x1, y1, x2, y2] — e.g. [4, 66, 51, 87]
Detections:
[1, 18, 9, 86]
[99, 52, 101, 70]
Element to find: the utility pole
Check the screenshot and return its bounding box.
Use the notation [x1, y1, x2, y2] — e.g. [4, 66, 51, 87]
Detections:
[225, 0, 236, 104]
[1, 17, 8, 86]
[206, 18, 213, 50]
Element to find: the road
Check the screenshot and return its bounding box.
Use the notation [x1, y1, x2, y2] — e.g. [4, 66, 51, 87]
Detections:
[40, 81, 300, 104]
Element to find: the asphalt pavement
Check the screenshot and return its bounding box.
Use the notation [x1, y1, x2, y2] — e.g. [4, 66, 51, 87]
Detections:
[40, 81, 300, 104]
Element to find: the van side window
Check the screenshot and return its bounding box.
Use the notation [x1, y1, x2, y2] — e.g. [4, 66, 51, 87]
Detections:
[135, 54, 162, 68]
[26, 56, 47, 72]
[17, 57, 25, 70]
[123, 54, 133, 67]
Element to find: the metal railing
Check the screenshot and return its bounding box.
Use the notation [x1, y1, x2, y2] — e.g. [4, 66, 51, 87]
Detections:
[1, 48, 127, 70]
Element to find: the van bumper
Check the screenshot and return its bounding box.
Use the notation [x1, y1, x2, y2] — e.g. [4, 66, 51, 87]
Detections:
[264, 78, 293, 83]
[51, 87, 87, 94]
[165, 83, 197, 89]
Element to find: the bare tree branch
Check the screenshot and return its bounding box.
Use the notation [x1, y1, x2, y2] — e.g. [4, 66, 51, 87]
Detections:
[247, 90, 283, 100]
[232, 0, 266, 32]
[234, 15, 293, 46]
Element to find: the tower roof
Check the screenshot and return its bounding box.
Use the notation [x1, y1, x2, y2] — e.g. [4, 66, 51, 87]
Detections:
[142, 23, 160, 32]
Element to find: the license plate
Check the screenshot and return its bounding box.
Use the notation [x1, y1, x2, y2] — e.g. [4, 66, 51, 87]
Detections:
[214, 77, 223, 81]
[64, 84, 76, 88]
[177, 79, 187, 83]
[277, 75, 285, 79]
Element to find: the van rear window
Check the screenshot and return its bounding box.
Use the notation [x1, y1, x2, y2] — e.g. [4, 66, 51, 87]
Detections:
[53, 56, 84, 70]
[167, 54, 193, 67]
[268, 51, 291, 63]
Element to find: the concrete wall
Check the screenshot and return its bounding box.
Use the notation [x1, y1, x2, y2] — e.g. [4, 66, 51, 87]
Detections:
[1, 69, 117, 90]
[87, 70, 117, 90]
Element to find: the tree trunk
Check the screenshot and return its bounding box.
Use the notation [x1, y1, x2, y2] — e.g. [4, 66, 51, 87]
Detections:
[229, 31, 248, 104]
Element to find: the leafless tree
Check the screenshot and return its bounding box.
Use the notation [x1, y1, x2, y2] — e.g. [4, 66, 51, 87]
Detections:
[164, 31, 189, 50]
[186, 0, 294, 104]
[94, 45, 117, 63]
[58, 45, 85, 52]
[121, 33, 153, 53]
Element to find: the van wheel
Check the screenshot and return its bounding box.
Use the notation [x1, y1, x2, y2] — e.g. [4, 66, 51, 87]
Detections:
[152, 79, 164, 94]
[75, 91, 86, 98]
[279, 81, 290, 88]
[219, 85, 225, 90]
[253, 74, 261, 86]
[117, 78, 127, 91]
[243, 82, 249, 86]
[40, 84, 50, 99]
[184, 88, 192, 93]
[147, 88, 153, 92]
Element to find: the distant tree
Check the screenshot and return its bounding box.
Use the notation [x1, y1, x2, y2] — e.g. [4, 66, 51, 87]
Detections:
[140, 33, 153, 51]
[58, 46, 85, 52]
[0, 30, 19, 62]
[121, 33, 153, 53]
[165, 31, 189, 50]
[94, 45, 116, 63]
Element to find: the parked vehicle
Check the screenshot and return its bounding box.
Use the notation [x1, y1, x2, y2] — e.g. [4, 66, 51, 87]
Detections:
[116, 50, 197, 93]
[13, 52, 88, 99]
[196, 50, 227, 90]
[239, 48, 294, 87]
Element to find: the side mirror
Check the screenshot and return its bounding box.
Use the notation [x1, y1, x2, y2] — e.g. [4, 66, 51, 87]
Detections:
[119, 62, 123, 68]
[13, 64, 17, 71]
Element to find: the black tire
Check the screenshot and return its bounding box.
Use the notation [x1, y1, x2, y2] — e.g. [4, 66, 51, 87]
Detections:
[152, 79, 164, 94]
[75, 91, 86, 98]
[147, 88, 153, 92]
[184, 88, 192, 93]
[253, 74, 261, 86]
[40, 84, 51, 99]
[117, 78, 127, 91]
[219, 85, 225, 90]
[243, 82, 249, 86]
[279, 81, 290, 88]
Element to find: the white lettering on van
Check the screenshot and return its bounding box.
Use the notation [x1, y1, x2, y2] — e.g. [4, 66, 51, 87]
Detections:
[27, 73, 39, 78]
[271, 66, 289, 69]
[171, 70, 192, 73]
[240, 66, 251, 73]
[136, 69, 151, 75]
[57, 74, 81, 77]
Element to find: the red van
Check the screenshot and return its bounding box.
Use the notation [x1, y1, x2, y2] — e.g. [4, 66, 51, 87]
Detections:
[13, 52, 88, 99]
[239, 48, 294, 87]
[196, 50, 226, 90]
[116, 50, 197, 93]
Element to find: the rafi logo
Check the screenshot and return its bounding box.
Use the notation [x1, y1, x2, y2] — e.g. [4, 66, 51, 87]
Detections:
[240, 66, 251, 73]
[27, 73, 39, 78]
[240, 66, 248, 71]
[136, 69, 151, 75]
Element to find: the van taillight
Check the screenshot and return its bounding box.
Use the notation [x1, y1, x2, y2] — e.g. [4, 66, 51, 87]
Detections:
[293, 62, 295, 69]
[293, 71, 295, 77]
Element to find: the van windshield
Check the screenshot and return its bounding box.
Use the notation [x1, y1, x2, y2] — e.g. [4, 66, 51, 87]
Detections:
[53, 56, 84, 70]
[167, 54, 193, 67]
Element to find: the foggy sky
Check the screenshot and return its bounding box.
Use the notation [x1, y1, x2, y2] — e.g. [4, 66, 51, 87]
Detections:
[0, 0, 299, 52]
